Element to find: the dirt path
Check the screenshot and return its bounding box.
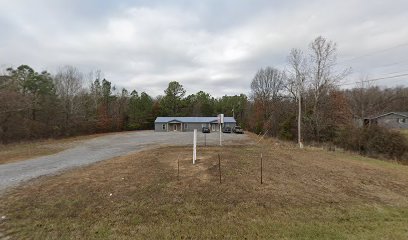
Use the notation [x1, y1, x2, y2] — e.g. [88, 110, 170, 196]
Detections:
[0, 132, 122, 165]
[0, 131, 249, 192]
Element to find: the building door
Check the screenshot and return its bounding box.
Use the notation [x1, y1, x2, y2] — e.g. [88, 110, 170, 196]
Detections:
[173, 124, 177, 131]
[211, 124, 216, 132]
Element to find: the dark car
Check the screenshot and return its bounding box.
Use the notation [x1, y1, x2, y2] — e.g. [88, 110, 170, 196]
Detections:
[233, 126, 244, 134]
[222, 126, 232, 133]
[202, 126, 210, 133]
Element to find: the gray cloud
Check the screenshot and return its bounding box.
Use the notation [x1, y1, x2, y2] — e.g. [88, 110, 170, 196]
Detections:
[1, 0, 407, 97]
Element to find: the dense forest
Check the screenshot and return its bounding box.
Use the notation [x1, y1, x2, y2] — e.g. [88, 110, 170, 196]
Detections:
[1, 36, 408, 162]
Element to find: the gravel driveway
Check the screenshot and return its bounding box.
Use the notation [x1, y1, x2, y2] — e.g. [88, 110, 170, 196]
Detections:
[0, 131, 249, 192]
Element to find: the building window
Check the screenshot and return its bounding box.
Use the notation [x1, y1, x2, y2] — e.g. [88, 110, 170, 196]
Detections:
[162, 124, 166, 130]
[398, 118, 406, 123]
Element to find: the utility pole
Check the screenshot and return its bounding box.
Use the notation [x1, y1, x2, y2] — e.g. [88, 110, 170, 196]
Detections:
[289, 48, 306, 149]
[298, 85, 303, 149]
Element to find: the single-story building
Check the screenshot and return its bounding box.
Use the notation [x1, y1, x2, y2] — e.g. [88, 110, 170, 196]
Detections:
[154, 117, 236, 132]
[364, 112, 408, 129]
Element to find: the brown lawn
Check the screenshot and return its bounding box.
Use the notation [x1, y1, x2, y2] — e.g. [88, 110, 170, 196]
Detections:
[1, 135, 408, 239]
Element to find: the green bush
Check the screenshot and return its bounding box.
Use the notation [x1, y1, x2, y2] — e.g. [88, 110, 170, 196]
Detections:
[126, 123, 141, 131]
[278, 116, 296, 140]
[335, 125, 408, 163]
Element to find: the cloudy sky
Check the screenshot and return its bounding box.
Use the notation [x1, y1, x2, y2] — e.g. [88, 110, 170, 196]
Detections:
[1, 0, 407, 97]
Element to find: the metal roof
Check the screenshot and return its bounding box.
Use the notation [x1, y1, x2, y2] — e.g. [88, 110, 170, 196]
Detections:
[394, 112, 408, 117]
[155, 117, 236, 123]
[366, 112, 408, 119]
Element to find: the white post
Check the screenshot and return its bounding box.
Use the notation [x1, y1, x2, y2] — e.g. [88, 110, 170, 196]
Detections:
[218, 114, 224, 146]
[193, 129, 197, 164]
[219, 124, 222, 146]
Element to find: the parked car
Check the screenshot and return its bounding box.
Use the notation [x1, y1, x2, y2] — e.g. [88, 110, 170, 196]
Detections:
[202, 126, 210, 133]
[222, 126, 232, 133]
[233, 126, 244, 134]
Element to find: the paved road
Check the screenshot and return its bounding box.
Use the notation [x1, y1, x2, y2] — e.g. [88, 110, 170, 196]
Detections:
[0, 131, 249, 192]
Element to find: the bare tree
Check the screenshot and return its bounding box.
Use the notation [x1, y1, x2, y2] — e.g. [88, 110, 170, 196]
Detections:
[251, 67, 284, 101]
[250, 67, 284, 134]
[346, 77, 397, 121]
[54, 66, 83, 132]
[287, 48, 308, 148]
[88, 69, 103, 114]
[354, 75, 372, 119]
[308, 36, 350, 141]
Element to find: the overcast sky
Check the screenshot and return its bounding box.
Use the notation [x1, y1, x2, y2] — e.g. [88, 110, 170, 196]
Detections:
[1, 0, 407, 97]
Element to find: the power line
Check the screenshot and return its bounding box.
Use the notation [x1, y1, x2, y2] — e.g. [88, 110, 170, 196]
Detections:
[373, 59, 408, 69]
[350, 61, 408, 74]
[355, 69, 408, 77]
[339, 73, 408, 87]
[340, 69, 408, 85]
[381, 70, 408, 76]
[338, 42, 408, 65]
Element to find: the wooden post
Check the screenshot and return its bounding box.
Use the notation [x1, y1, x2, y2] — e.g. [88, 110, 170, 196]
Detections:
[260, 153, 263, 184]
[205, 133, 206, 147]
[218, 154, 222, 184]
[177, 155, 180, 181]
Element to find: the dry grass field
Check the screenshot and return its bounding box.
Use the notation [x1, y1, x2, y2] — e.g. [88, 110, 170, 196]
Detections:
[1, 135, 408, 239]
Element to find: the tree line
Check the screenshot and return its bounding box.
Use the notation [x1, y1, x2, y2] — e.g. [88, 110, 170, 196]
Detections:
[247, 36, 408, 162]
[248, 37, 408, 140]
[2, 35, 408, 162]
[248, 36, 352, 143]
[0, 66, 247, 143]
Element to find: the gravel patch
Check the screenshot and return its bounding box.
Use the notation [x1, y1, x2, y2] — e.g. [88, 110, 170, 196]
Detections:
[0, 131, 249, 192]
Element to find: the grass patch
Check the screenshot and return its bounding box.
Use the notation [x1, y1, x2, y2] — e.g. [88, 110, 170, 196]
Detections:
[397, 129, 408, 138]
[1, 138, 408, 239]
